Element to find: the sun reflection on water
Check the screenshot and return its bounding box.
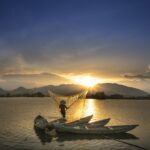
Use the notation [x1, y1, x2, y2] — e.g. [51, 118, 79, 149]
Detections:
[83, 99, 95, 117]
[67, 99, 105, 122]
[67, 99, 97, 121]
[83, 99, 110, 122]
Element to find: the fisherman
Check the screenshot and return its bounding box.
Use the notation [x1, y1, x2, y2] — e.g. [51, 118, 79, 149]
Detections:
[59, 100, 68, 119]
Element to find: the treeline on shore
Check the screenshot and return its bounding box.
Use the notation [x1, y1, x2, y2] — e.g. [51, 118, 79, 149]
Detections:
[0, 91, 150, 100]
[0, 92, 45, 97]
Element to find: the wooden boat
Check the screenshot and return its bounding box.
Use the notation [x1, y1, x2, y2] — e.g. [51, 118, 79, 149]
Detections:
[54, 124, 139, 135]
[65, 115, 93, 126]
[56, 133, 138, 141]
[83, 118, 111, 128]
[64, 116, 110, 128]
[34, 115, 93, 130]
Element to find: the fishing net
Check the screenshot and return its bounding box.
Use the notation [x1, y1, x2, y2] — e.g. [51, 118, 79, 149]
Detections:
[48, 90, 88, 120]
[48, 90, 88, 108]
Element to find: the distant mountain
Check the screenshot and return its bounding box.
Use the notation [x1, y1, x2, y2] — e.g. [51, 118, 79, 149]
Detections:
[1, 83, 149, 97]
[34, 83, 148, 97]
[33, 84, 85, 96]
[94, 83, 148, 97]
[9, 87, 33, 96]
[7, 84, 85, 96]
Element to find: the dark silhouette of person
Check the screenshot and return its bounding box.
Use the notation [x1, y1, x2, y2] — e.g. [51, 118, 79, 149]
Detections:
[59, 100, 68, 119]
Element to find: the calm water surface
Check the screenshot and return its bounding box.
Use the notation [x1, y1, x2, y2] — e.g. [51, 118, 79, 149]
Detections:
[0, 98, 149, 150]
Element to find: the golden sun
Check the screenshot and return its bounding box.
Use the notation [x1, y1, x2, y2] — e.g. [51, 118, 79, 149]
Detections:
[73, 76, 99, 87]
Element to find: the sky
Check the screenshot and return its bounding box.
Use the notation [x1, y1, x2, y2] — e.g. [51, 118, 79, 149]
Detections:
[0, 0, 150, 91]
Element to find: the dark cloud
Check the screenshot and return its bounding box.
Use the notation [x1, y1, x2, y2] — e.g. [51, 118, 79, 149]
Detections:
[124, 74, 150, 80]
[124, 65, 150, 80]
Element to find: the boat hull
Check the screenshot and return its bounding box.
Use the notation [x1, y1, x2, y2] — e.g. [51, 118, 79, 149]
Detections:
[65, 115, 93, 126]
[85, 118, 111, 128]
[55, 124, 138, 135]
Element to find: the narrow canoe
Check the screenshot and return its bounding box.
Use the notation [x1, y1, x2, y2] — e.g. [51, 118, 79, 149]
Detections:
[85, 118, 111, 128]
[56, 133, 138, 141]
[65, 115, 93, 126]
[34, 115, 93, 130]
[54, 124, 139, 135]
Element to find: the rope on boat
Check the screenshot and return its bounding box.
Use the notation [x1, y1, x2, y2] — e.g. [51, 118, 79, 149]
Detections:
[104, 135, 148, 150]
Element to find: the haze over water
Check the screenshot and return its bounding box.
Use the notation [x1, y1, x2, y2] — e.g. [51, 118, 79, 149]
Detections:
[0, 98, 149, 150]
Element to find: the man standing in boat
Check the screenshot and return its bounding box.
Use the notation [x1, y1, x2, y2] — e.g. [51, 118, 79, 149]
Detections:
[59, 100, 68, 119]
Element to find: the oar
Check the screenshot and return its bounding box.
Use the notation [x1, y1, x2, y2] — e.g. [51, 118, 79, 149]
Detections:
[104, 135, 148, 150]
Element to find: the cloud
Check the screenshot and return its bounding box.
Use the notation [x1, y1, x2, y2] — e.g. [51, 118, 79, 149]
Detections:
[0, 72, 71, 89]
[123, 64, 150, 80]
[0, 56, 25, 74]
[124, 74, 150, 80]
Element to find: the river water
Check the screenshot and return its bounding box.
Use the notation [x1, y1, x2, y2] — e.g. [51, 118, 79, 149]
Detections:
[0, 98, 149, 150]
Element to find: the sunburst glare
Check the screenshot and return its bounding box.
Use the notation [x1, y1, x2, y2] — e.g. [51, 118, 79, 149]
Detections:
[72, 76, 100, 87]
